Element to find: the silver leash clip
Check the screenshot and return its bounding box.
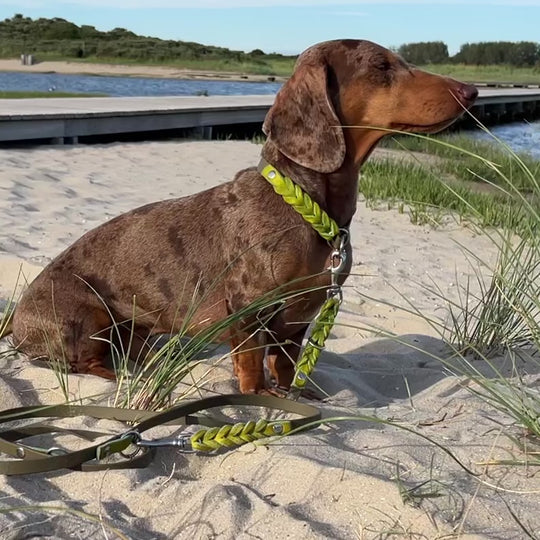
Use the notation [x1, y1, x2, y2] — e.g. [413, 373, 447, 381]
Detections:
[135, 435, 194, 452]
[327, 228, 349, 300]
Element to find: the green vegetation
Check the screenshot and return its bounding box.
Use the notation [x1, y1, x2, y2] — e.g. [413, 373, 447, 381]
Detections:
[421, 63, 540, 84]
[402, 40, 540, 83]
[0, 91, 107, 98]
[399, 40, 540, 68]
[360, 134, 540, 235]
[398, 41, 450, 64]
[2, 15, 540, 81]
[382, 134, 540, 191]
[73, 55, 294, 77]
[359, 132, 540, 459]
[0, 14, 295, 76]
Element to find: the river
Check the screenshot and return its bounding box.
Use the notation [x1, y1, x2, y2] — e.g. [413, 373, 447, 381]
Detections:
[0, 71, 281, 97]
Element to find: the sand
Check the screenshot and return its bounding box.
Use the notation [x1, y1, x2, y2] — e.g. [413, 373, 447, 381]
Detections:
[0, 140, 538, 539]
[0, 59, 285, 83]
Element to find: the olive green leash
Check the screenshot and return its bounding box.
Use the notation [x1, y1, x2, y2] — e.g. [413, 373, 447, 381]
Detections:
[0, 395, 320, 475]
[258, 159, 349, 399]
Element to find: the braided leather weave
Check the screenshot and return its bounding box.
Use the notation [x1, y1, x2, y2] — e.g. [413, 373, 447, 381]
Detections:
[191, 419, 291, 451]
[290, 297, 341, 391]
[259, 162, 340, 241]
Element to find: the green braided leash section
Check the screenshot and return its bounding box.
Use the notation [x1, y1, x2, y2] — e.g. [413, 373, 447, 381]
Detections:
[258, 158, 346, 399]
[290, 296, 341, 393]
[191, 419, 292, 451]
[258, 160, 340, 241]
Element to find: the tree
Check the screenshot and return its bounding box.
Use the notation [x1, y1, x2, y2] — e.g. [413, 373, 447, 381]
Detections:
[453, 41, 540, 67]
[398, 41, 449, 64]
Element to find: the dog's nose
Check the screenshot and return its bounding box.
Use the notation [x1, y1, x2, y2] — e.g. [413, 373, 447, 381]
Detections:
[456, 83, 478, 104]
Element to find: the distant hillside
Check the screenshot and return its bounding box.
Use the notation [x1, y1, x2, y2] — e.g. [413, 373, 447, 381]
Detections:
[2, 15, 539, 79]
[0, 14, 296, 76]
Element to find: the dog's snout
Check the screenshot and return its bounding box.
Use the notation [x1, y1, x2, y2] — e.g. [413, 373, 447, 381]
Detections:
[456, 83, 478, 104]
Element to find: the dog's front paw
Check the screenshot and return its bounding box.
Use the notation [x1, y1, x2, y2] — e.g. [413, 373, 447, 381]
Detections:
[257, 386, 289, 398]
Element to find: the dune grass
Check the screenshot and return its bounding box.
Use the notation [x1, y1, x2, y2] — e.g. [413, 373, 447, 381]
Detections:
[109, 282, 306, 411]
[360, 126, 540, 447]
[361, 133, 540, 235]
[0, 277, 18, 343]
[361, 158, 537, 233]
[380, 133, 540, 191]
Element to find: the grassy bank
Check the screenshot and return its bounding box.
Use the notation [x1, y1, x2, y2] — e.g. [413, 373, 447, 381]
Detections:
[0, 91, 107, 98]
[4, 57, 538, 82]
[421, 63, 540, 84]
[361, 134, 540, 235]
[59, 56, 295, 77]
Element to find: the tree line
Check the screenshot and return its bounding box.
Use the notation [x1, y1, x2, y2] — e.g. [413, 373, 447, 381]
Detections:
[1, 15, 539, 69]
[397, 40, 540, 67]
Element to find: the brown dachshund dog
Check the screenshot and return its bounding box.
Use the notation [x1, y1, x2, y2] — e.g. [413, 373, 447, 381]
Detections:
[10, 40, 477, 394]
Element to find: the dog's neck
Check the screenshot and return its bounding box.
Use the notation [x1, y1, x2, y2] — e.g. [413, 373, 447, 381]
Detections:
[261, 142, 360, 229]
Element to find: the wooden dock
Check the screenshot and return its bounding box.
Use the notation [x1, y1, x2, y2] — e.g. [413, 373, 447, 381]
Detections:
[0, 89, 538, 144]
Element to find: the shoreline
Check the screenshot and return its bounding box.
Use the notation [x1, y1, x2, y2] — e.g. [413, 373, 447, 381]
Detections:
[0, 58, 287, 83]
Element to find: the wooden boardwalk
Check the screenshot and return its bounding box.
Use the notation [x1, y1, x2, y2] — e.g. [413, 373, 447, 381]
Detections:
[0, 89, 538, 143]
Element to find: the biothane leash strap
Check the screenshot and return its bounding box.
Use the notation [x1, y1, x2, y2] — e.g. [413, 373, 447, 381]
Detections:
[0, 395, 321, 475]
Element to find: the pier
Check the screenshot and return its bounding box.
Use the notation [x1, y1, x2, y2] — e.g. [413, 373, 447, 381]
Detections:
[0, 89, 538, 144]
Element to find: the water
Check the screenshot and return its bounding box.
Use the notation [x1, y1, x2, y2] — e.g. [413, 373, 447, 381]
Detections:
[471, 120, 540, 159]
[0, 71, 282, 97]
[0, 71, 538, 158]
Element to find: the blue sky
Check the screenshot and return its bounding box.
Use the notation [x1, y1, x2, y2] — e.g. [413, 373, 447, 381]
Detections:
[1, 1, 540, 56]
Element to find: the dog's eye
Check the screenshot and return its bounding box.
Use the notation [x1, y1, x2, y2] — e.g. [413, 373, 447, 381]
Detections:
[379, 59, 392, 72]
[370, 57, 395, 85]
[370, 54, 392, 72]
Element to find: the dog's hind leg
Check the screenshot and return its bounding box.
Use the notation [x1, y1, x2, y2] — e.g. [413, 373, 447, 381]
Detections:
[12, 275, 116, 379]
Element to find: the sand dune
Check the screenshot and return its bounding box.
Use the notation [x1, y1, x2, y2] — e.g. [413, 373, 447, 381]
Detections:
[0, 140, 537, 539]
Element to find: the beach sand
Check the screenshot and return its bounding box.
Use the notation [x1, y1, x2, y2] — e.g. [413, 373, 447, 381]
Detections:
[0, 140, 538, 539]
[0, 58, 285, 83]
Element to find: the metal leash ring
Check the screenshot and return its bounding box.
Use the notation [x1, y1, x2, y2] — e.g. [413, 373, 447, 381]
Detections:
[119, 431, 143, 459]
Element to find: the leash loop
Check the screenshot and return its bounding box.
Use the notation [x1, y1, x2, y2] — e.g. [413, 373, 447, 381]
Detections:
[96, 430, 140, 461]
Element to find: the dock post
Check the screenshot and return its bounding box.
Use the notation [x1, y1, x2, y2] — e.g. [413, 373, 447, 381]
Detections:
[202, 126, 213, 140]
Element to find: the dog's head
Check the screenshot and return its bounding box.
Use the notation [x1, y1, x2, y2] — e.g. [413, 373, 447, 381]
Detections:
[263, 39, 477, 172]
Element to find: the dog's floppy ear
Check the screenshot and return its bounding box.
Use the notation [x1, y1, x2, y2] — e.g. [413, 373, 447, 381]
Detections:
[263, 51, 346, 173]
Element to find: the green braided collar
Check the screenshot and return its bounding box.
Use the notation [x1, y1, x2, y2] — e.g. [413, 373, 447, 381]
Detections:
[257, 159, 340, 242]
